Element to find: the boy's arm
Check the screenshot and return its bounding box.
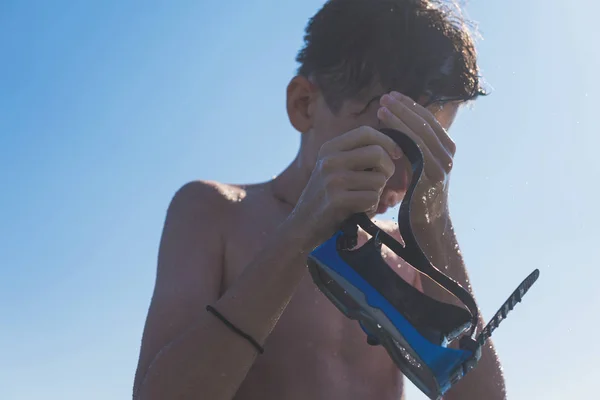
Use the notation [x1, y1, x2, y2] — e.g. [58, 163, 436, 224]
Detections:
[133, 128, 404, 400]
[132, 181, 311, 400]
[415, 215, 507, 400]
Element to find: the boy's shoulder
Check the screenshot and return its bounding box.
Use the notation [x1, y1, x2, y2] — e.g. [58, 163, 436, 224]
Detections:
[166, 180, 249, 224]
[170, 180, 247, 207]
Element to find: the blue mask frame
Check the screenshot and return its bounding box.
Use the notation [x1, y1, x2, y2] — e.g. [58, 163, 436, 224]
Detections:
[307, 128, 539, 400]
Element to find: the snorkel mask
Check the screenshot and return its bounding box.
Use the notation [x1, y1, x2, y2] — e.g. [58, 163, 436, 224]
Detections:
[306, 128, 540, 400]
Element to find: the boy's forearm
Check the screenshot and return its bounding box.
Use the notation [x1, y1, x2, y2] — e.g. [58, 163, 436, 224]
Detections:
[414, 214, 506, 400]
[135, 219, 311, 400]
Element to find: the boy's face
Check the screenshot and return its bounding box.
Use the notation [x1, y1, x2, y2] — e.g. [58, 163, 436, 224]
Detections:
[289, 77, 460, 214]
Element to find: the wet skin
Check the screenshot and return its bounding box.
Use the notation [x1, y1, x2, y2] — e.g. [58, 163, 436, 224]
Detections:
[132, 79, 505, 400]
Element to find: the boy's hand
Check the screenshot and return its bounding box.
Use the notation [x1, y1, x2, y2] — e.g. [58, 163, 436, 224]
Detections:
[288, 126, 403, 250]
[377, 91, 456, 225]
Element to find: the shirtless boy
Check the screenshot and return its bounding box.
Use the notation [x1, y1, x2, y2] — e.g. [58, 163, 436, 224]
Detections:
[132, 1, 506, 399]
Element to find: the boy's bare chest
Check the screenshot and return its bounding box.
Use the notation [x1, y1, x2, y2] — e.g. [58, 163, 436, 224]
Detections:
[222, 212, 405, 399]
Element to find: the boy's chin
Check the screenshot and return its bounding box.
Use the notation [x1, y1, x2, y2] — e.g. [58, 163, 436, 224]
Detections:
[376, 203, 389, 215]
[366, 202, 397, 219]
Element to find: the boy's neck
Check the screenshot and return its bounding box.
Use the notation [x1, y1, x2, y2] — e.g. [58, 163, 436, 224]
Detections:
[269, 154, 312, 209]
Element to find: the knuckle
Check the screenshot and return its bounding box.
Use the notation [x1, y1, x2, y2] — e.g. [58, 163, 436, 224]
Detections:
[319, 155, 337, 172]
[441, 151, 452, 166]
[319, 140, 334, 156]
[367, 144, 385, 161]
[442, 156, 454, 173]
[386, 160, 396, 177]
[379, 171, 390, 184]
[361, 125, 379, 138]
[374, 144, 387, 158]
[375, 146, 391, 168]
[401, 95, 417, 108]
[329, 192, 345, 209]
[359, 125, 376, 133]
[324, 172, 343, 190]
[447, 140, 457, 155]
[372, 172, 387, 189]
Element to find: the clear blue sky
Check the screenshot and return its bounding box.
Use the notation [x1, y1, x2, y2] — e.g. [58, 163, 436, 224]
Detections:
[1, 1, 597, 399]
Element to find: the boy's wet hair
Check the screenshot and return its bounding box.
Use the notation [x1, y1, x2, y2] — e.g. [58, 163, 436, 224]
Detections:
[296, 0, 486, 113]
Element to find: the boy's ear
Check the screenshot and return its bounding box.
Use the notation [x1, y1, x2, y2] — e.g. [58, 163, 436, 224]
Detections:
[287, 76, 318, 133]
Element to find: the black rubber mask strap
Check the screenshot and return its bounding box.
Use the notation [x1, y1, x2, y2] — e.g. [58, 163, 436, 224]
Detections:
[352, 213, 479, 333]
[369, 129, 479, 334]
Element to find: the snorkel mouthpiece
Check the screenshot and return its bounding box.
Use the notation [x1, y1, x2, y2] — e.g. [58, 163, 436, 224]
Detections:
[307, 128, 540, 400]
